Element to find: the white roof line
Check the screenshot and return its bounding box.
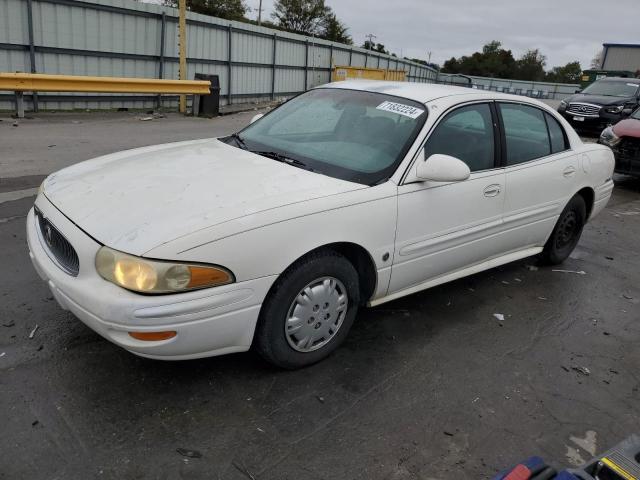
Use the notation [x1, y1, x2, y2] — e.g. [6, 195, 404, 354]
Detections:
[318, 80, 496, 103]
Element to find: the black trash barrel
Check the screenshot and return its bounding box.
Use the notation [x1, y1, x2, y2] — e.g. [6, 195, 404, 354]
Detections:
[194, 74, 220, 117]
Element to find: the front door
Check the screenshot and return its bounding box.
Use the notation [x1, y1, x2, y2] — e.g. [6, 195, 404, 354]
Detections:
[389, 102, 506, 295]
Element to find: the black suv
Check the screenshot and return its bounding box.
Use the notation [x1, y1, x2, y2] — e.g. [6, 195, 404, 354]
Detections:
[558, 77, 640, 130]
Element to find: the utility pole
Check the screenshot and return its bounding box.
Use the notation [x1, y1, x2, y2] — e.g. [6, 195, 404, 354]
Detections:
[178, 0, 187, 113]
[427, 51, 432, 65]
[257, 0, 263, 25]
[365, 33, 376, 50]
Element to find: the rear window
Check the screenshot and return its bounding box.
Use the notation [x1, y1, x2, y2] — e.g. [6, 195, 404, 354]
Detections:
[545, 113, 569, 153]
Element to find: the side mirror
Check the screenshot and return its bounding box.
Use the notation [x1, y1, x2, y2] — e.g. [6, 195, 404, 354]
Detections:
[416, 154, 471, 182]
[249, 113, 264, 125]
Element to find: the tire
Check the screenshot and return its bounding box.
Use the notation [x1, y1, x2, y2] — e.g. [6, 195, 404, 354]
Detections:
[254, 249, 360, 369]
[541, 194, 587, 265]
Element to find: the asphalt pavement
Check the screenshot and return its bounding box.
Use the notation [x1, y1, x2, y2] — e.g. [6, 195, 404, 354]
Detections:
[1, 111, 639, 480]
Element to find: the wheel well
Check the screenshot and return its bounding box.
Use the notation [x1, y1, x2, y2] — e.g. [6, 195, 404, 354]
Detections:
[298, 243, 378, 304]
[576, 187, 594, 219]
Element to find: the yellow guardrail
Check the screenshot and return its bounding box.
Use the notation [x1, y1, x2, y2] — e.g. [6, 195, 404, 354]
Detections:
[0, 72, 210, 94]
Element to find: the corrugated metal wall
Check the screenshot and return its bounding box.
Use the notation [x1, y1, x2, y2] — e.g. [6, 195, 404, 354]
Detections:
[602, 45, 640, 72]
[0, 0, 438, 111]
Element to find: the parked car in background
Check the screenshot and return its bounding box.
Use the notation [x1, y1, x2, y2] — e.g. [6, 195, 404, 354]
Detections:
[599, 107, 640, 177]
[558, 77, 640, 130]
[28, 81, 614, 368]
[579, 69, 636, 90]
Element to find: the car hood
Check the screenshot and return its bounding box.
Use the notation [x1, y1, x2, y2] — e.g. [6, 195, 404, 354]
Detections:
[566, 93, 635, 106]
[613, 117, 640, 138]
[43, 138, 366, 255]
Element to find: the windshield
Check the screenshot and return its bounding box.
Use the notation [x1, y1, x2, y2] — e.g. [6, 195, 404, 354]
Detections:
[232, 88, 427, 185]
[582, 80, 640, 97]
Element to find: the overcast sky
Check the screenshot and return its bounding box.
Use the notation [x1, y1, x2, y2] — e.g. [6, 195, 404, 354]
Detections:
[247, 0, 638, 69]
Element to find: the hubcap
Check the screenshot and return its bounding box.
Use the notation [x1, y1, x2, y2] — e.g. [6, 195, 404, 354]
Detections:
[285, 276, 348, 353]
[556, 211, 578, 249]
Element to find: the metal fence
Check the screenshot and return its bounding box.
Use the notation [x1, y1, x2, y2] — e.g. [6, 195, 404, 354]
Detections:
[441, 74, 579, 100]
[0, 0, 438, 111]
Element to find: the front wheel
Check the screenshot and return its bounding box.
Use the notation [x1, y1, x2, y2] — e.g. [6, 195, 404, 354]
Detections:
[254, 250, 360, 369]
[541, 194, 587, 265]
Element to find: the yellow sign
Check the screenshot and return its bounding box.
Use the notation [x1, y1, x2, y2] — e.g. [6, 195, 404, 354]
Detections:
[332, 66, 406, 82]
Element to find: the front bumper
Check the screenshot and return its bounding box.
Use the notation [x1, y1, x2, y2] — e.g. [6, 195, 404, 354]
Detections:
[27, 194, 277, 360]
[611, 145, 640, 178]
[558, 109, 623, 130]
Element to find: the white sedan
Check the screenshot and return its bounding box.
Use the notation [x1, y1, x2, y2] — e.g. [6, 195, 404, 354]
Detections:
[27, 81, 614, 368]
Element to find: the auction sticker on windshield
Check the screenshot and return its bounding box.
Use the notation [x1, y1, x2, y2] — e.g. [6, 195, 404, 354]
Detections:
[376, 101, 425, 119]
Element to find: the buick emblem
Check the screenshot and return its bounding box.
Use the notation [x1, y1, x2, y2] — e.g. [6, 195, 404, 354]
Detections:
[44, 224, 53, 247]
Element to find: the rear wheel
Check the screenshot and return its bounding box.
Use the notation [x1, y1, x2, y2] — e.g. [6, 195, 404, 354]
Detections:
[254, 250, 360, 369]
[541, 194, 587, 265]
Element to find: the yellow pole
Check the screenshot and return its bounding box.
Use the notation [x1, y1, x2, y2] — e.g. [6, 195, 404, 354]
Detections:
[178, 0, 187, 113]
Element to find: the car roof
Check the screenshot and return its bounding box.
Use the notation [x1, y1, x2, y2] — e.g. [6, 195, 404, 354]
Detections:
[595, 77, 640, 83]
[320, 80, 495, 104]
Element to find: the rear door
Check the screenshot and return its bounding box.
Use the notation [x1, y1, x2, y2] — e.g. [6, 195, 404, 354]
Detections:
[389, 102, 506, 294]
[498, 102, 578, 250]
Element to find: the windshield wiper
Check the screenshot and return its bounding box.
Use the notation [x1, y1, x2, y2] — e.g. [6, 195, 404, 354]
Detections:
[252, 151, 314, 171]
[229, 133, 248, 150]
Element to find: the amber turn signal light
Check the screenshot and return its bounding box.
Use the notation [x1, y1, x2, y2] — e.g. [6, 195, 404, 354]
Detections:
[128, 331, 177, 341]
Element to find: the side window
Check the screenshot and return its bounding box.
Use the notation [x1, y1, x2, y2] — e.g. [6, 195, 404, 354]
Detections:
[499, 103, 550, 165]
[545, 113, 569, 153]
[424, 104, 495, 172]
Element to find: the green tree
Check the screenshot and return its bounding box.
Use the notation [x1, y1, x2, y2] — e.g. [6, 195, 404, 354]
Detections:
[162, 0, 247, 20]
[441, 41, 516, 78]
[590, 50, 603, 69]
[362, 41, 388, 54]
[322, 12, 352, 44]
[271, 0, 329, 36]
[441, 42, 581, 83]
[515, 49, 546, 81]
[442, 56, 460, 73]
[545, 61, 582, 83]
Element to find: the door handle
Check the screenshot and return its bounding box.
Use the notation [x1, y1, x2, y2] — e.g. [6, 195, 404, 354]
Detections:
[483, 184, 501, 197]
[563, 166, 577, 177]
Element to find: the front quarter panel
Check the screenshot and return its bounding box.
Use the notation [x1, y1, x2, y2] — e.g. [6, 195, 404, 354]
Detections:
[145, 182, 399, 301]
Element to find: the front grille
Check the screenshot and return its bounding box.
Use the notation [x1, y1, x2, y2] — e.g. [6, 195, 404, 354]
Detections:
[617, 137, 640, 161]
[35, 208, 79, 276]
[567, 102, 601, 116]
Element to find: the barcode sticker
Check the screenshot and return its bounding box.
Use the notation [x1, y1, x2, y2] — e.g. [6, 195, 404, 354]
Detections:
[376, 101, 424, 119]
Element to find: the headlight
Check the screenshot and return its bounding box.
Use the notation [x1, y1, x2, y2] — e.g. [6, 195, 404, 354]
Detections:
[605, 105, 624, 114]
[95, 246, 234, 294]
[599, 126, 621, 147]
[560, 99, 568, 107]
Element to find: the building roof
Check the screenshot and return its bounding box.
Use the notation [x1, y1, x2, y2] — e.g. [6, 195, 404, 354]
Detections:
[603, 43, 640, 48]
